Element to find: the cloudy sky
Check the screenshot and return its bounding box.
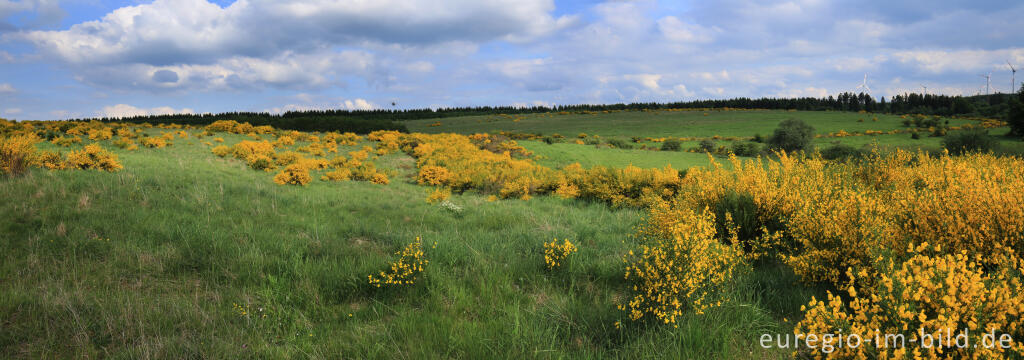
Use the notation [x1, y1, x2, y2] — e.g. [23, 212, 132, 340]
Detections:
[1, 0, 1021, 120]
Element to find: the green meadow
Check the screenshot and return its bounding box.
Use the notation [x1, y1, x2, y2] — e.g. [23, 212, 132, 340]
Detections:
[1, 109, 1016, 358]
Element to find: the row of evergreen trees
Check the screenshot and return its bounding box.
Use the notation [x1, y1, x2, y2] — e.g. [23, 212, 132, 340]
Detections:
[65, 91, 1017, 134]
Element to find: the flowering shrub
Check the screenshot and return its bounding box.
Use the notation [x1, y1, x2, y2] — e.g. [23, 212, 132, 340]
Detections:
[370, 173, 389, 185]
[795, 245, 1024, 359]
[140, 137, 168, 148]
[368, 237, 429, 288]
[321, 168, 352, 181]
[272, 164, 312, 185]
[36, 150, 66, 170]
[543, 239, 577, 270]
[87, 128, 113, 141]
[620, 204, 744, 324]
[418, 165, 452, 186]
[211, 145, 230, 157]
[0, 135, 38, 176]
[66, 144, 123, 172]
[51, 136, 82, 147]
[425, 187, 451, 204]
[247, 154, 275, 171]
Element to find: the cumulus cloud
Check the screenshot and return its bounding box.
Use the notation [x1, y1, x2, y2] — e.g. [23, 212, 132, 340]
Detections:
[0, 83, 14, 93]
[100, 104, 194, 118]
[657, 16, 715, 43]
[20, 0, 571, 65]
[266, 98, 375, 114]
[0, 0, 64, 32]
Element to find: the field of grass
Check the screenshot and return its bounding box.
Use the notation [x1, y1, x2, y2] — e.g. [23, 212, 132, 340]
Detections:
[405, 109, 973, 140]
[2, 110, 1022, 358]
[1, 129, 819, 358]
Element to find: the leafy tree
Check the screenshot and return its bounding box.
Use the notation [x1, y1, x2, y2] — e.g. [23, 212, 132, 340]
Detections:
[1009, 86, 1024, 137]
[768, 119, 815, 152]
[942, 129, 999, 155]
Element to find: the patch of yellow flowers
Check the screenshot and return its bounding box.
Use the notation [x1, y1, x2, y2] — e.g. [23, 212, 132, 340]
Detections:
[620, 204, 743, 325]
[368, 237, 429, 288]
[543, 238, 577, 270]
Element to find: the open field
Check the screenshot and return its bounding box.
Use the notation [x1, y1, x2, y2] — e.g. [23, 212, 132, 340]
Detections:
[2, 110, 1024, 358]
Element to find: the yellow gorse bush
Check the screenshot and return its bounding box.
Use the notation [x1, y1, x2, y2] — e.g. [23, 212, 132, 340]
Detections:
[543, 238, 577, 270]
[66, 144, 123, 172]
[795, 244, 1024, 359]
[0, 134, 39, 176]
[368, 237, 429, 288]
[272, 164, 312, 186]
[620, 204, 744, 324]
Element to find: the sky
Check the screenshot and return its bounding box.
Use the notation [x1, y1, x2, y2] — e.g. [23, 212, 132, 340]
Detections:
[0, 0, 1022, 120]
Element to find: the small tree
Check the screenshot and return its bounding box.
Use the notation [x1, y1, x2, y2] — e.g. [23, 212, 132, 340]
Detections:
[661, 139, 682, 152]
[768, 119, 815, 152]
[942, 129, 999, 155]
[1008, 86, 1024, 137]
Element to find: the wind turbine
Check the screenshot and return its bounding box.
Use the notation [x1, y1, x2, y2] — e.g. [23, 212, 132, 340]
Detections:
[920, 84, 928, 95]
[855, 73, 871, 94]
[1009, 61, 1017, 93]
[980, 73, 991, 95]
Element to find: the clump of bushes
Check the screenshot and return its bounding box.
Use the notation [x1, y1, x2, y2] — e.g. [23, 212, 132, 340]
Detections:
[606, 138, 633, 149]
[661, 139, 682, 152]
[819, 144, 863, 161]
[942, 129, 998, 155]
[0, 135, 38, 176]
[66, 144, 123, 172]
[768, 119, 815, 152]
[730, 142, 761, 157]
[698, 139, 716, 153]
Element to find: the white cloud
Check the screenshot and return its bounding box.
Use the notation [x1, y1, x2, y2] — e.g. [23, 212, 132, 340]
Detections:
[341, 99, 375, 110]
[20, 0, 570, 65]
[891, 48, 1024, 74]
[623, 74, 663, 91]
[657, 16, 715, 43]
[0, 83, 14, 93]
[774, 86, 829, 98]
[266, 98, 375, 114]
[100, 104, 194, 118]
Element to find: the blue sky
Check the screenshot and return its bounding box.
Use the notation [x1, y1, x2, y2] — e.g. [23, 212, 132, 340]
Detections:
[1, 0, 1022, 120]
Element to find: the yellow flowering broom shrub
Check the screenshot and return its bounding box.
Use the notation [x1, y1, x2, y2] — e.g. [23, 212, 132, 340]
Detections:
[620, 204, 744, 324]
[272, 164, 312, 186]
[87, 128, 113, 141]
[0, 135, 39, 176]
[368, 237, 429, 288]
[211, 145, 230, 157]
[425, 187, 451, 204]
[543, 239, 578, 270]
[139, 137, 167, 148]
[65, 144, 123, 172]
[51, 136, 82, 147]
[794, 245, 1024, 359]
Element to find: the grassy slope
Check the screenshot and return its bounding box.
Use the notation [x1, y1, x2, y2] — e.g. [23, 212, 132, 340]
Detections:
[410, 109, 1022, 168]
[404, 109, 969, 139]
[1, 131, 808, 359]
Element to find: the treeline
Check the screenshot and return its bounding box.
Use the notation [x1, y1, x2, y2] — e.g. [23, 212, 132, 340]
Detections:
[78, 112, 410, 134]
[63, 92, 1016, 133]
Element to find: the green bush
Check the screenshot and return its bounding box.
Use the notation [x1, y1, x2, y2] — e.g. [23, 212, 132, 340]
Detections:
[731, 142, 761, 157]
[698, 139, 716, 153]
[942, 129, 999, 155]
[820, 144, 863, 161]
[768, 119, 815, 152]
[910, 132, 921, 140]
[606, 139, 634, 149]
[661, 139, 682, 152]
[1009, 87, 1024, 137]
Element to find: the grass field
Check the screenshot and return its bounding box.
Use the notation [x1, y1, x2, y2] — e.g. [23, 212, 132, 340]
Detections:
[2, 110, 1021, 358]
